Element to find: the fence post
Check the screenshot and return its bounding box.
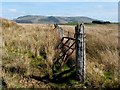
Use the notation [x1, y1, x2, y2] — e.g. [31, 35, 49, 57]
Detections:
[55, 25, 64, 39]
[67, 32, 71, 47]
[75, 23, 85, 83]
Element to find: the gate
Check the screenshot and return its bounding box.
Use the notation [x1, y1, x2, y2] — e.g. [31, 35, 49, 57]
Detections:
[52, 23, 86, 82]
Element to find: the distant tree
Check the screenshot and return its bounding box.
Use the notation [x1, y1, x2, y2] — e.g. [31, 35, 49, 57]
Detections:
[104, 21, 111, 24]
[92, 20, 104, 24]
[92, 20, 111, 24]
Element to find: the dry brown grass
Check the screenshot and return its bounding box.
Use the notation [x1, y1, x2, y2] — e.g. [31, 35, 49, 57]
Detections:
[60, 24, 119, 88]
[0, 18, 119, 88]
[1, 18, 59, 88]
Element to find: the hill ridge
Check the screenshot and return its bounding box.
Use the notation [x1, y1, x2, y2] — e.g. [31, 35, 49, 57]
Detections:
[13, 15, 97, 24]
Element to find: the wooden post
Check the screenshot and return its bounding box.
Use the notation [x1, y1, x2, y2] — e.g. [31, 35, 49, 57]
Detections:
[67, 32, 71, 47]
[59, 28, 64, 39]
[75, 23, 85, 83]
[54, 24, 64, 39]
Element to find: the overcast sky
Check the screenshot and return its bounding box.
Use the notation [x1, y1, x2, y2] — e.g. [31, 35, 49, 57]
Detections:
[1, 2, 118, 22]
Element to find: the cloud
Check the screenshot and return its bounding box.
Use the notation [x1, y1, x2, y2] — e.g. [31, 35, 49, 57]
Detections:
[1, 8, 27, 19]
[6, 8, 26, 14]
[9, 9, 17, 12]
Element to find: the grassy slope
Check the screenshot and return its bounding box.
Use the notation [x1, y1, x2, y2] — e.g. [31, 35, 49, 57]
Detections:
[1, 18, 119, 88]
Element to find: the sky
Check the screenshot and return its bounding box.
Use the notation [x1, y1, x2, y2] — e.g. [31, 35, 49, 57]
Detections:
[1, 0, 120, 2]
[1, 2, 119, 22]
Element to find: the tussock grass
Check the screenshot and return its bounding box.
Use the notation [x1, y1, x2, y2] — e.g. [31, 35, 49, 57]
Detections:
[1, 18, 119, 88]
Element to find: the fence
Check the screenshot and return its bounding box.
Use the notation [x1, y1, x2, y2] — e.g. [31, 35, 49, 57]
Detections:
[53, 23, 86, 83]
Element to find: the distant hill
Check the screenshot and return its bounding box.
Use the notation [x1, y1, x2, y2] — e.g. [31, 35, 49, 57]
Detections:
[13, 15, 97, 24]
